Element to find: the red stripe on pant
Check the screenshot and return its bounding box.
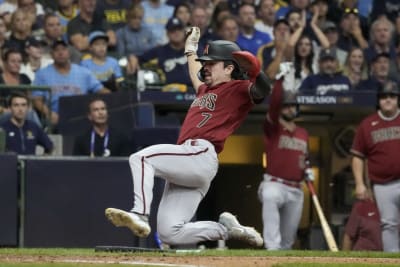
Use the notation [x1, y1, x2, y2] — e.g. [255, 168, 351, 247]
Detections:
[139, 147, 209, 215]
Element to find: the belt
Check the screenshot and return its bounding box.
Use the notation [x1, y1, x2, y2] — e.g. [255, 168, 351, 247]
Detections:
[264, 174, 302, 189]
[184, 139, 215, 149]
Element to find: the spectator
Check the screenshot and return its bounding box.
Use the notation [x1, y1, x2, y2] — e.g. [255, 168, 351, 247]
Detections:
[276, 0, 310, 18]
[286, 8, 303, 34]
[73, 97, 130, 157]
[209, 1, 231, 33]
[81, 31, 124, 92]
[116, 4, 157, 59]
[364, 17, 397, 78]
[17, 0, 45, 37]
[20, 37, 53, 82]
[4, 9, 33, 57]
[255, 0, 276, 38]
[216, 15, 239, 43]
[0, 16, 7, 47]
[42, 13, 82, 64]
[350, 80, 400, 252]
[141, 0, 174, 46]
[258, 17, 290, 80]
[371, 0, 400, 23]
[308, 0, 329, 30]
[127, 17, 191, 87]
[0, 47, 41, 126]
[356, 53, 397, 92]
[342, 196, 383, 251]
[281, 9, 329, 90]
[55, 0, 80, 37]
[0, 0, 17, 27]
[67, 0, 116, 53]
[95, 0, 131, 31]
[0, 47, 31, 96]
[299, 48, 351, 95]
[258, 70, 310, 250]
[337, 7, 368, 51]
[0, 92, 53, 155]
[342, 47, 368, 88]
[321, 20, 348, 68]
[190, 5, 218, 53]
[236, 3, 272, 55]
[173, 2, 191, 28]
[32, 39, 109, 127]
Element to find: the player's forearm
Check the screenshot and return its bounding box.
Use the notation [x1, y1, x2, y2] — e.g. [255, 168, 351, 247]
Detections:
[351, 156, 365, 187]
[186, 53, 202, 91]
[341, 233, 353, 251]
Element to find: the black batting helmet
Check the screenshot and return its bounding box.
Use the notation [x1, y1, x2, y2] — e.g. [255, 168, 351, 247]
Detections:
[377, 80, 400, 96]
[196, 40, 244, 81]
[196, 40, 241, 64]
[282, 90, 298, 105]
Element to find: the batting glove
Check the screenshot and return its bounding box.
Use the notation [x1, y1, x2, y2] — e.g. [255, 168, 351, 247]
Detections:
[275, 62, 293, 80]
[304, 168, 315, 182]
[184, 27, 200, 55]
[232, 51, 261, 82]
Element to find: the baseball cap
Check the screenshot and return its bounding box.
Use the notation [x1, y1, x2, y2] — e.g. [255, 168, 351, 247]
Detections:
[273, 16, 289, 28]
[165, 17, 185, 31]
[322, 21, 337, 33]
[25, 37, 44, 48]
[51, 38, 68, 49]
[319, 48, 337, 60]
[371, 52, 390, 63]
[342, 7, 359, 19]
[88, 31, 109, 45]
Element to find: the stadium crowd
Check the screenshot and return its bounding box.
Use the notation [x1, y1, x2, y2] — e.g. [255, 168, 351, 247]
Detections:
[0, 0, 399, 252]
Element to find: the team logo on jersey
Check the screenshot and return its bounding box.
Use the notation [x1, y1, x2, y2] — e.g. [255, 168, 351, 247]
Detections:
[191, 93, 217, 111]
[26, 130, 35, 140]
[278, 135, 307, 153]
[371, 126, 400, 144]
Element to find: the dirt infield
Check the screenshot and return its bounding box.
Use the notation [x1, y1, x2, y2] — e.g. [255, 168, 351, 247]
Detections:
[1, 254, 400, 267]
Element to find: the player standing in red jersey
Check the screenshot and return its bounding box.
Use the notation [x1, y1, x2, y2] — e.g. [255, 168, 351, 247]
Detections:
[351, 81, 400, 252]
[258, 63, 311, 250]
[105, 27, 271, 247]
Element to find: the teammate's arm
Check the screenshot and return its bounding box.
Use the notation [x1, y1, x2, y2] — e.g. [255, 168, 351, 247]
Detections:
[185, 27, 202, 93]
[351, 156, 368, 200]
[232, 51, 271, 102]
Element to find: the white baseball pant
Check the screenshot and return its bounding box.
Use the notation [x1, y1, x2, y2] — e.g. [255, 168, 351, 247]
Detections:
[374, 179, 400, 252]
[128, 139, 228, 245]
[258, 177, 304, 250]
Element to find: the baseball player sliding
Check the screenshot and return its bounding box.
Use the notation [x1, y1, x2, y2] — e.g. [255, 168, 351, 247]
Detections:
[105, 27, 271, 247]
[258, 63, 312, 250]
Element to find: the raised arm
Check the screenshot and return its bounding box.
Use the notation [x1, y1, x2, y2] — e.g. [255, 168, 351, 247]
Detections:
[184, 27, 203, 93]
[232, 51, 271, 102]
[310, 9, 330, 49]
[285, 11, 307, 60]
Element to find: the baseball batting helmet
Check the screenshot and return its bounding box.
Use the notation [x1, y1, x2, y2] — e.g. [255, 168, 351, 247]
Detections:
[282, 90, 298, 105]
[196, 40, 241, 63]
[281, 90, 299, 121]
[196, 40, 244, 81]
[377, 80, 400, 96]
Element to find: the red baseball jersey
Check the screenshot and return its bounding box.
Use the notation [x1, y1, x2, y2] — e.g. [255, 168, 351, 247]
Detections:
[351, 112, 400, 184]
[177, 80, 253, 153]
[345, 199, 382, 251]
[264, 121, 309, 182]
[263, 79, 309, 182]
